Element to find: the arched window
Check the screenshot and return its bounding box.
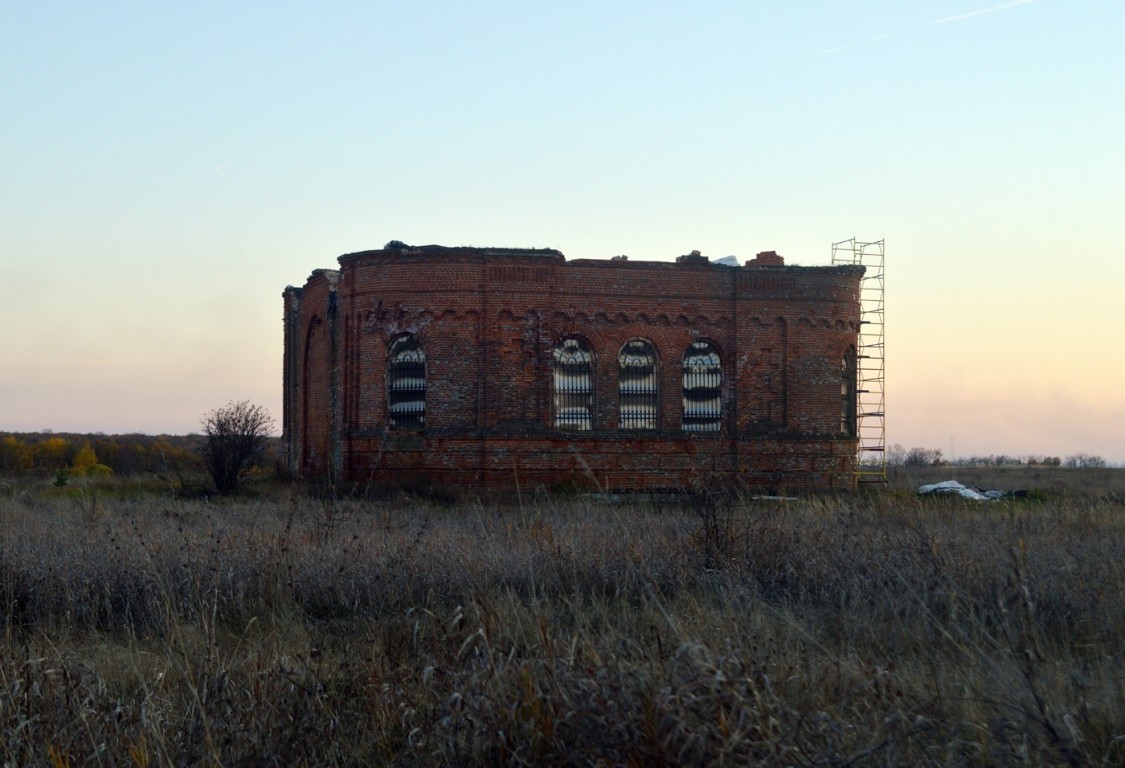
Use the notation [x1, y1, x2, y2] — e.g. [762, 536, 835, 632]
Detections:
[682, 340, 722, 432]
[619, 339, 657, 430]
[553, 337, 593, 430]
[388, 334, 425, 429]
[841, 346, 857, 437]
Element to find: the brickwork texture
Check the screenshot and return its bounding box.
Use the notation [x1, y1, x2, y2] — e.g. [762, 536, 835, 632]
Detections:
[283, 244, 865, 493]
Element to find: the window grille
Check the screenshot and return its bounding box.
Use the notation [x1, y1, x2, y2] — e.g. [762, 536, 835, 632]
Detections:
[619, 339, 657, 430]
[388, 335, 425, 429]
[682, 340, 722, 432]
[841, 346, 857, 437]
[553, 337, 593, 430]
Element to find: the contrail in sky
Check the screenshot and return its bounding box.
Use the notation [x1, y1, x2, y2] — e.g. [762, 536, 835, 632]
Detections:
[931, 0, 1037, 25]
[808, 32, 900, 59]
[758, 0, 1037, 74]
[757, 31, 900, 71]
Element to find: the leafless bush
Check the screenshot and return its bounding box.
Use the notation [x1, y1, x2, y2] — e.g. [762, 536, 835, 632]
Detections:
[199, 400, 274, 494]
[1064, 452, 1107, 469]
[904, 446, 944, 467]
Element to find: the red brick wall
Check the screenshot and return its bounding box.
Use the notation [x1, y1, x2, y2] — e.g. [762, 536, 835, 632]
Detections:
[284, 246, 864, 492]
[284, 270, 338, 476]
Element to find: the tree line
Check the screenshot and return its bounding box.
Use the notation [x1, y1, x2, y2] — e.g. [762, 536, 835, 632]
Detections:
[0, 432, 204, 477]
[2, 400, 279, 494]
[886, 444, 1108, 469]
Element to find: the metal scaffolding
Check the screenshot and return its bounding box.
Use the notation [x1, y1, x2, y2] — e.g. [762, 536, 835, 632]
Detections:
[832, 238, 886, 485]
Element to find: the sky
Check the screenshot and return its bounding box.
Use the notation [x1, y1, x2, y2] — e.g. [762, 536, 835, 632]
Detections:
[2, 1, 1123, 463]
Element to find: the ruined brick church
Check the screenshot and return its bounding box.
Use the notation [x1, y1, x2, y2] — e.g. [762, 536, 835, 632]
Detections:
[283, 242, 864, 492]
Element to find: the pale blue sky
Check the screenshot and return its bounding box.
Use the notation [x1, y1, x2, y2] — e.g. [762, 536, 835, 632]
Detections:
[2, 1, 1123, 462]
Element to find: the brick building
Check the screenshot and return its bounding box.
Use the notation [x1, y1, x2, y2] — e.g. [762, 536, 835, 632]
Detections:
[283, 242, 865, 493]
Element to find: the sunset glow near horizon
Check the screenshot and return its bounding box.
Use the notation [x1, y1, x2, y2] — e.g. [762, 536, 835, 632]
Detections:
[2, 2, 1123, 464]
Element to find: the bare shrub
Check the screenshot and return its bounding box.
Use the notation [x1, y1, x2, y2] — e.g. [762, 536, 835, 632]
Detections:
[904, 446, 944, 467]
[1064, 452, 1107, 469]
[200, 400, 274, 494]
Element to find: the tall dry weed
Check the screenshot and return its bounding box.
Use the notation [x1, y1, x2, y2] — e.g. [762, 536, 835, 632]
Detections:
[0, 478, 1122, 765]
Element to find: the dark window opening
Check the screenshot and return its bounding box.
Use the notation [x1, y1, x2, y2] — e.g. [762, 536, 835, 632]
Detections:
[388, 335, 426, 429]
[553, 337, 593, 430]
[682, 340, 722, 432]
[619, 339, 658, 430]
[841, 346, 857, 437]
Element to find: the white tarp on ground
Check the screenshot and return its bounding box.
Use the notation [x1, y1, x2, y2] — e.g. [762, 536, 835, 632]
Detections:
[917, 480, 1006, 501]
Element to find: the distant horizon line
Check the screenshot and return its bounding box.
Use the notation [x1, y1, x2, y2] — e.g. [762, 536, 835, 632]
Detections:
[3, 428, 1120, 467]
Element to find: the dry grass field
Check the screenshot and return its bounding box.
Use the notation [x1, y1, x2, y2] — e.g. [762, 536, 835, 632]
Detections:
[1, 468, 1123, 766]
